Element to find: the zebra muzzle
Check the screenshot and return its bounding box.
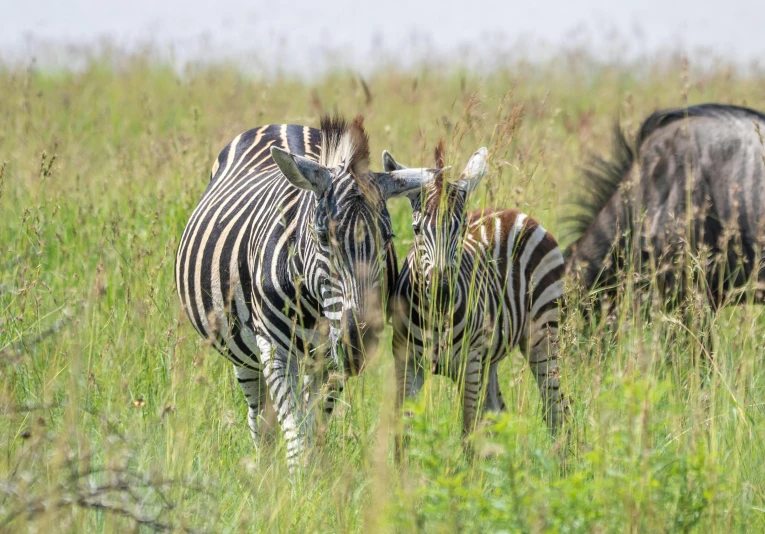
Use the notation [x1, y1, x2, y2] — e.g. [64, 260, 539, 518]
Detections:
[427, 272, 453, 314]
[338, 315, 374, 376]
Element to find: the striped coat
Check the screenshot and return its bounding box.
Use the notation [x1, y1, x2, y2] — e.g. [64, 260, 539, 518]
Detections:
[176, 116, 436, 466]
[388, 144, 571, 441]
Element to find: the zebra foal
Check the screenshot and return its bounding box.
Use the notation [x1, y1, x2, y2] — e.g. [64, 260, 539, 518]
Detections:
[175, 115, 437, 467]
[388, 142, 571, 448]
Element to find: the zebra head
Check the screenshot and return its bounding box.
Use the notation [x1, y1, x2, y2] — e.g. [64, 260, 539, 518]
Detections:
[271, 116, 438, 374]
[384, 142, 488, 310]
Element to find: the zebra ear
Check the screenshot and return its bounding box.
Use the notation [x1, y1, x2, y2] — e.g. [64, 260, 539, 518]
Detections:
[456, 147, 489, 194]
[377, 168, 441, 200]
[382, 150, 406, 172]
[381, 151, 419, 204]
[271, 146, 332, 195]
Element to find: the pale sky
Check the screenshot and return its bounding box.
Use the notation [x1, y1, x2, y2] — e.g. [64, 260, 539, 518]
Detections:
[1, 0, 762, 73]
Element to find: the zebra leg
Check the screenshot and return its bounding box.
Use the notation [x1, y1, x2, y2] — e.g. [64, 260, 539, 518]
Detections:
[395, 356, 425, 413]
[393, 345, 425, 462]
[461, 351, 486, 441]
[521, 316, 571, 433]
[320, 371, 346, 417]
[483, 361, 506, 414]
[257, 335, 314, 469]
[234, 364, 271, 449]
[466, 360, 507, 460]
[312, 370, 346, 447]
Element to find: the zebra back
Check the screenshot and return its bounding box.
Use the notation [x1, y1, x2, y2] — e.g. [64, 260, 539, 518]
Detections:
[465, 209, 565, 351]
[175, 124, 326, 368]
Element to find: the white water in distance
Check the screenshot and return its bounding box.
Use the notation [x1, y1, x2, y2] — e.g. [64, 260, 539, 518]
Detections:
[1, 0, 763, 74]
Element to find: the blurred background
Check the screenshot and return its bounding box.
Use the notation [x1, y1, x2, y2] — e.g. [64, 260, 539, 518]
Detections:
[2, 0, 764, 74]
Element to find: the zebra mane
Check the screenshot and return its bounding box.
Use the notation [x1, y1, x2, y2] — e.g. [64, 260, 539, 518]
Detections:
[319, 115, 371, 178]
[428, 139, 446, 200]
[564, 123, 634, 248]
[425, 140, 464, 211]
[434, 139, 446, 169]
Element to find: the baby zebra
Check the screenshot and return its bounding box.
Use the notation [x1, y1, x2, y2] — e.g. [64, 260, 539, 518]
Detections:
[388, 142, 571, 445]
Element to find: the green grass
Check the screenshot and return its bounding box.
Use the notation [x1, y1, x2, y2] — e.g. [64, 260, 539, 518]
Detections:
[1, 52, 765, 532]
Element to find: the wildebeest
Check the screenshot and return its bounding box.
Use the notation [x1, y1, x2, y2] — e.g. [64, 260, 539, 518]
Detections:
[566, 103, 765, 313]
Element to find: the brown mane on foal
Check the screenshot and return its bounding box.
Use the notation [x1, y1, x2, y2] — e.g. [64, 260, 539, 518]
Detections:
[425, 139, 464, 212]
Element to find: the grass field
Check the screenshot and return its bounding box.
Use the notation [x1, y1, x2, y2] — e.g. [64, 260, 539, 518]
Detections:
[2, 52, 765, 532]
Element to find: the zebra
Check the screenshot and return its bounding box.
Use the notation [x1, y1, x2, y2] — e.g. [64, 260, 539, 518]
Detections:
[387, 142, 571, 449]
[566, 104, 765, 316]
[175, 115, 438, 467]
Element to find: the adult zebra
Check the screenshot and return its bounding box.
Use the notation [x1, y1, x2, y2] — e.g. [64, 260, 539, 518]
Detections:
[175, 115, 437, 466]
[387, 142, 571, 448]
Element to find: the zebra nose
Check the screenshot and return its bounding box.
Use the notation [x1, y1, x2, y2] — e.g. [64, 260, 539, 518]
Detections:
[436, 279, 452, 308]
[429, 270, 453, 312]
[341, 315, 369, 376]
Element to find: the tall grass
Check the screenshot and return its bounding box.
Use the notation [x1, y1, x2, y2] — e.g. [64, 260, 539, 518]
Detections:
[1, 52, 764, 532]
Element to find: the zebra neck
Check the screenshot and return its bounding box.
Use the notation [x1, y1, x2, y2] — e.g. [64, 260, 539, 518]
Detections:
[291, 205, 330, 306]
[290, 220, 346, 369]
[462, 238, 493, 272]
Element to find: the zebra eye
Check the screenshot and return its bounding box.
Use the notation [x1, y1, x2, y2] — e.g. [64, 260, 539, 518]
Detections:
[315, 226, 330, 246]
[412, 220, 422, 235]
